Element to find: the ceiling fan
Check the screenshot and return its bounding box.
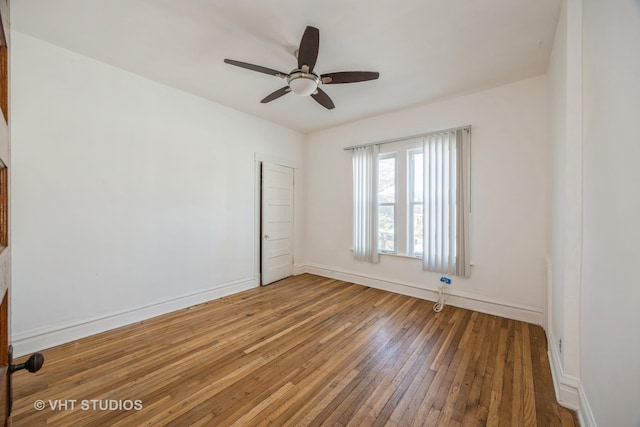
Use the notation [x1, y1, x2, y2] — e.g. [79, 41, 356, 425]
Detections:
[224, 26, 379, 110]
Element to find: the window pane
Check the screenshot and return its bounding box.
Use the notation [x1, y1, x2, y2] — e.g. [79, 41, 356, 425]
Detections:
[378, 156, 396, 203]
[378, 205, 395, 252]
[412, 203, 423, 255]
[411, 152, 423, 202]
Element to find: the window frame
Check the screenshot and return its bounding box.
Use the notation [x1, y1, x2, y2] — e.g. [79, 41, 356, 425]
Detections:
[408, 149, 424, 257]
[377, 152, 397, 253]
[378, 139, 422, 258]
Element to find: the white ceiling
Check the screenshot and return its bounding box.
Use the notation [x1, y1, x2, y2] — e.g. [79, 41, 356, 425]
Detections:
[11, 0, 561, 133]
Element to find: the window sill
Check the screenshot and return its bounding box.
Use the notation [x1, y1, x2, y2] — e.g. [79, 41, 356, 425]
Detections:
[379, 251, 422, 260]
[349, 248, 421, 260]
[380, 252, 475, 267]
[349, 249, 474, 267]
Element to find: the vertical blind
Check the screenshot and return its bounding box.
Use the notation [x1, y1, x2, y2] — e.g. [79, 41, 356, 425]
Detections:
[352, 145, 379, 263]
[422, 128, 471, 277]
[455, 129, 471, 278]
[349, 126, 471, 277]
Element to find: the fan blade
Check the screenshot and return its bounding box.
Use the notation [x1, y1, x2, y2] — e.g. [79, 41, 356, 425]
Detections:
[261, 87, 292, 103]
[321, 71, 380, 84]
[224, 59, 286, 78]
[298, 26, 320, 72]
[311, 88, 335, 110]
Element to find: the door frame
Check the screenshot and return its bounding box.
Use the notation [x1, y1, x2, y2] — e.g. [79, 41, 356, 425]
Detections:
[253, 153, 299, 286]
[0, 2, 10, 424]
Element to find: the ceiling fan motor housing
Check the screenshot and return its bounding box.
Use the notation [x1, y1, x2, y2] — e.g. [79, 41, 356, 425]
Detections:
[287, 70, 320, 96]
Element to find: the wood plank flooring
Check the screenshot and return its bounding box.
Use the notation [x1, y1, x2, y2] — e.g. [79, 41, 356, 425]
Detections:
[11, 274, 578, 426]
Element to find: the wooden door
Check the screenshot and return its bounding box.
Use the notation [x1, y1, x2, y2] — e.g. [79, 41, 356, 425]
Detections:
[261, 163, 294, 285]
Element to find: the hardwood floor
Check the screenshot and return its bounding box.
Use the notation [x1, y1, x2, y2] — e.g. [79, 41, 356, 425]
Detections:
[11, 274, 578, 426]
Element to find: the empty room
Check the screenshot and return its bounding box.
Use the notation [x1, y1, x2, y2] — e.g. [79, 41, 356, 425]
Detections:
[0, 0, 638, 426]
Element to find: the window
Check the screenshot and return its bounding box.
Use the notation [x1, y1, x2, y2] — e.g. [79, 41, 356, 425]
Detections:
[377, 154, 396, 252]
[377, 141, 424, 257]
[408, 150, 423, 255]
[352, 126, 471, 277]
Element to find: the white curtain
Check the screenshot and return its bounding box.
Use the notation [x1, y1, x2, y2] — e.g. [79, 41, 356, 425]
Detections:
[455, 129, 471, 277]
[423, 129, 470, 277]
[352, 145, 379, 263]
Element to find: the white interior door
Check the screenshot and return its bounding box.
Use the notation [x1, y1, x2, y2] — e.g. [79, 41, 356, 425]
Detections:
[261, 162, 294, 285]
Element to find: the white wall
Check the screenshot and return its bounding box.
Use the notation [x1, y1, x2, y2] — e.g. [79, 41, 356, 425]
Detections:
[547, 0, 640, 424]
[10, 32, 305, 356]
[547, 0, 567, 360]
[580, 0, 640, 425]
[546, 0, 584, 409]
[303, 76, 549, 323]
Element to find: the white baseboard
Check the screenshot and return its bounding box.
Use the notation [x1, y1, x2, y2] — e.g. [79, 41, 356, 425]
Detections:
[547, 330, 581, 411]
[11, 277, 257, 357]
[299, 263, 543, 324]
[578, 384, 597, 427]
[293, 263, 307, 276]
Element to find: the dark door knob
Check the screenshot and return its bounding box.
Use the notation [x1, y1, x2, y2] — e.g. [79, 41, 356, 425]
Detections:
[10, 352, 44, 374]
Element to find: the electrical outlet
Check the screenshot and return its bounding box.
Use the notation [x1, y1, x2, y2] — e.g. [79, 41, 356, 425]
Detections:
[559, 338, 562, 354]
[440, 276, 452, 285]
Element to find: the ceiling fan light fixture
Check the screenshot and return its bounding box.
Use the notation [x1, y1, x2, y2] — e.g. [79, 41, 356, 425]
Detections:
[287, 71, 320, 96]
